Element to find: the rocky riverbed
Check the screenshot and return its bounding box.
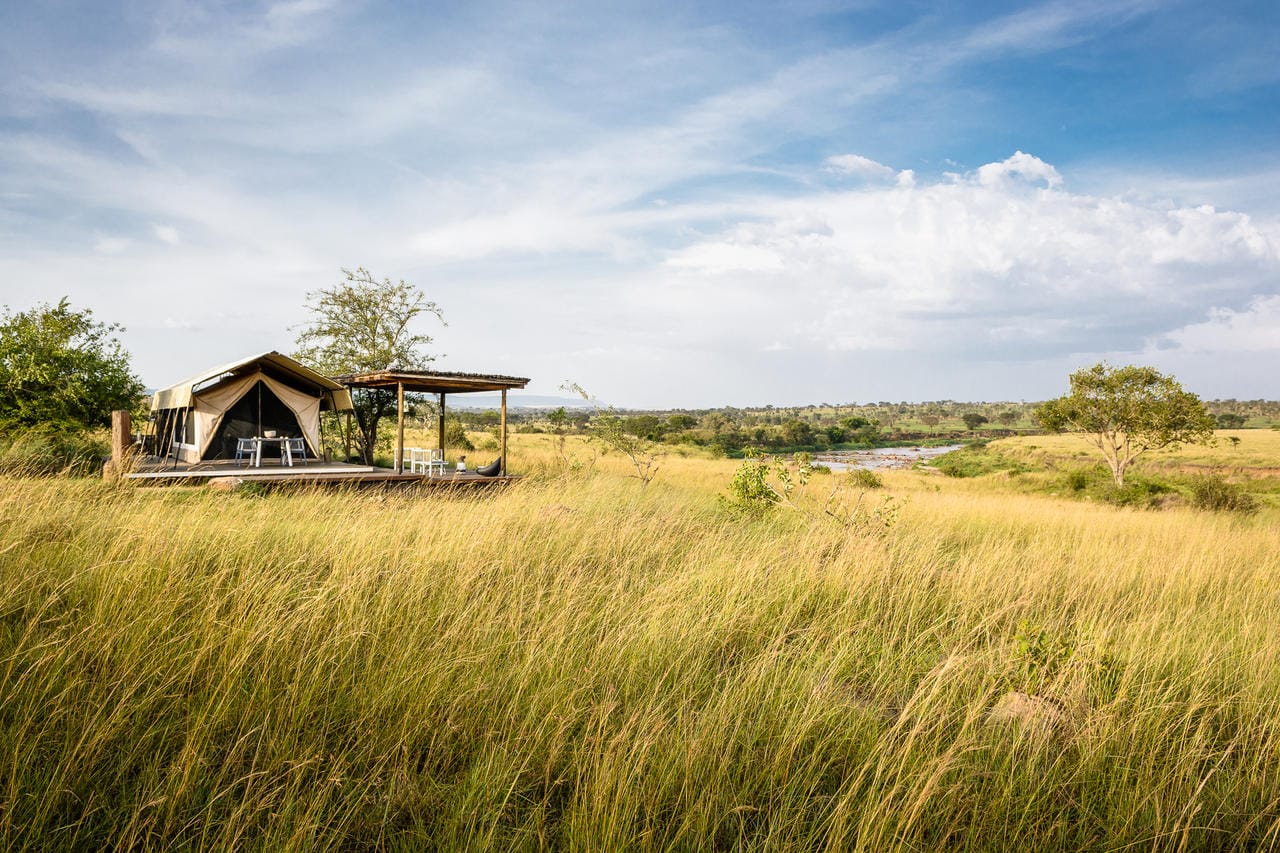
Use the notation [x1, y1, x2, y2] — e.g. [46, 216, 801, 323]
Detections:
[810, 445, 964, 471]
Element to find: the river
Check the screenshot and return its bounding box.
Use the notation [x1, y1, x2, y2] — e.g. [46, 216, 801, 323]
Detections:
[808, 445, 964, 471]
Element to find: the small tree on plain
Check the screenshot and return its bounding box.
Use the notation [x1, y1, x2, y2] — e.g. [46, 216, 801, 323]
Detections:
[1216, 413, 1246, 429]
[962, 412, 989, 431]
[294, 267, 444, 464]
[1035, 363, 1215, 486]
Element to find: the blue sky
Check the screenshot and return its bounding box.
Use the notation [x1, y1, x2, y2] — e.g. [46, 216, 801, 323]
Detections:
[1, 0, 1277, 407]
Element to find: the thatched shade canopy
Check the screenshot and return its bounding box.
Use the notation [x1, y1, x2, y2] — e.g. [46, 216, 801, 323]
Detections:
[335, 370, 529, 394]
[335, 370, 530, 475]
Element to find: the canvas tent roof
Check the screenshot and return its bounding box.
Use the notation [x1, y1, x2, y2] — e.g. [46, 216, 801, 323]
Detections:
[151, 351, 353, 412]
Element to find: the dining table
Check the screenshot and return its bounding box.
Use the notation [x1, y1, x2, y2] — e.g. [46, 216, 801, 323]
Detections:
[252, 436, 299, 467]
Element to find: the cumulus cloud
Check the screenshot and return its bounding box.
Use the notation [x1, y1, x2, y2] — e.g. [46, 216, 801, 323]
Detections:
[975, 150, 1063, 188]
[653, 152, 1279, 362]
[1159, 295, 1280, 352]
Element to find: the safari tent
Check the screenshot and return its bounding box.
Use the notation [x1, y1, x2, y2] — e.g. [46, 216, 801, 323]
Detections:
[150, 352, 353, 465]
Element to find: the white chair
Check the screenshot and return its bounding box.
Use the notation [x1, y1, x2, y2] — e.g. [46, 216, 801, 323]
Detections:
[408, 447, 428, 473]
[234, 437, 258, 467]
[286, 437, 307, 465]
[427, 448, 447, 476]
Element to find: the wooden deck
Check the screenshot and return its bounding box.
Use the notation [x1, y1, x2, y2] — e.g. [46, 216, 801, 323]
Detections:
[125, 458, 518, 488]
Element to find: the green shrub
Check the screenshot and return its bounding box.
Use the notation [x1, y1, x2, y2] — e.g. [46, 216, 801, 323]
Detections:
[848, 467, 884, 489]
[1099, 476, 1173, 509]
[444, 419, 475, 451]
[0, 428, 107, 477]
[724, 452, 778, 510]
[1187, 474, 1259, 514]
[1061, 466, 1106, 492]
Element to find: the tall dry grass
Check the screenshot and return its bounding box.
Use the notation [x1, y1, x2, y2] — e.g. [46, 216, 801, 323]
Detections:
[1, 447, 1278, 850]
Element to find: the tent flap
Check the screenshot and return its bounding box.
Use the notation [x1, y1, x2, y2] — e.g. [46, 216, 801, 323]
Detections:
[190, 371, 324, 459]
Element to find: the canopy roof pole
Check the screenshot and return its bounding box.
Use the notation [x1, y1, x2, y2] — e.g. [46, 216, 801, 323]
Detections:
[501, 389, 508, 476]
[437, 393, 446, 454]
[396, 381, 406, 474]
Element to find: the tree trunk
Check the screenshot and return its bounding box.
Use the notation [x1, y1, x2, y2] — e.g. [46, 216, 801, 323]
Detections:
[351, 388, 395, 465]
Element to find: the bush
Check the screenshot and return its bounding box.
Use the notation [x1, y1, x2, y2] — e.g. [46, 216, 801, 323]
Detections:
[1187, 474, 1258, 514]
[1099, 476, 1173, 509]
[723, 452, 778, 511]
[444, 419, 474, 451]
[1061, 466, 1106, 492]
[0, 428, 108, 477]
[848, 467, 884, 489]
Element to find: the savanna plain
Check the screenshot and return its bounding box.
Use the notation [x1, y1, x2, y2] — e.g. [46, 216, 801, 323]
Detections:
[2, 431, 1279, 851]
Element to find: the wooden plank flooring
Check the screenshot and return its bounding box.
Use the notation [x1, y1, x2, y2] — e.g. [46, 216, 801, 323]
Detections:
[125, 458, 518, 488]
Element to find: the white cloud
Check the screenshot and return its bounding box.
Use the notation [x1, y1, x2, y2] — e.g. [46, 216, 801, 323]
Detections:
[93, 235, 130, 254]
[825, 154, 897, 181]
[1159, 295, 1280, 353]
[153, 225, 181, 245]
[650, 152, 1280, 363]
[956, 0, 1161, 57]
[667, 241, 786, 273]
[975, 150, 1063, 189]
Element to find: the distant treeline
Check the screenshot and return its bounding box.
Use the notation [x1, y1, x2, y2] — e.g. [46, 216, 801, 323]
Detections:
[445, 399, 1280, 454]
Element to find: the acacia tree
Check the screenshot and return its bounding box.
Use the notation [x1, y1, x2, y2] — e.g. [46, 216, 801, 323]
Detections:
[1035, 363, 1215, 486]
[294, 268, 444, 464]
[0, 298, 142, 430]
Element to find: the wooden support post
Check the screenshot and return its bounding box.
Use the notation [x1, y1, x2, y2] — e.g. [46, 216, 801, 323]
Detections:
[500, 389, 508, 476]
[344, 411, 353, 462]
[105, 410, 131, 479]
[437, 393, 446, 454]
[396, 381, 406, 474]
[112, 410, 131, 461]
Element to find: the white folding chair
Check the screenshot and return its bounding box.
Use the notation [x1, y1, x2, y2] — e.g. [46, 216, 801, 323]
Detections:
[234, 437, 258, 467]
[408, 447, 428, 474]
[428, 448, 447, 476]
[286, 437, 307, 466]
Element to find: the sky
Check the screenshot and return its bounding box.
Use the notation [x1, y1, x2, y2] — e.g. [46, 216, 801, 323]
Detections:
[1, 0, 1277, 408]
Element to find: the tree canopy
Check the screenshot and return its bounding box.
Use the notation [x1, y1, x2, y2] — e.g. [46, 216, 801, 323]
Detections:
[293, 268, 445, 463]
[0, 298, 143, 431]
[294, 267, 444, 375]
[1035, 363, 1215, 486]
